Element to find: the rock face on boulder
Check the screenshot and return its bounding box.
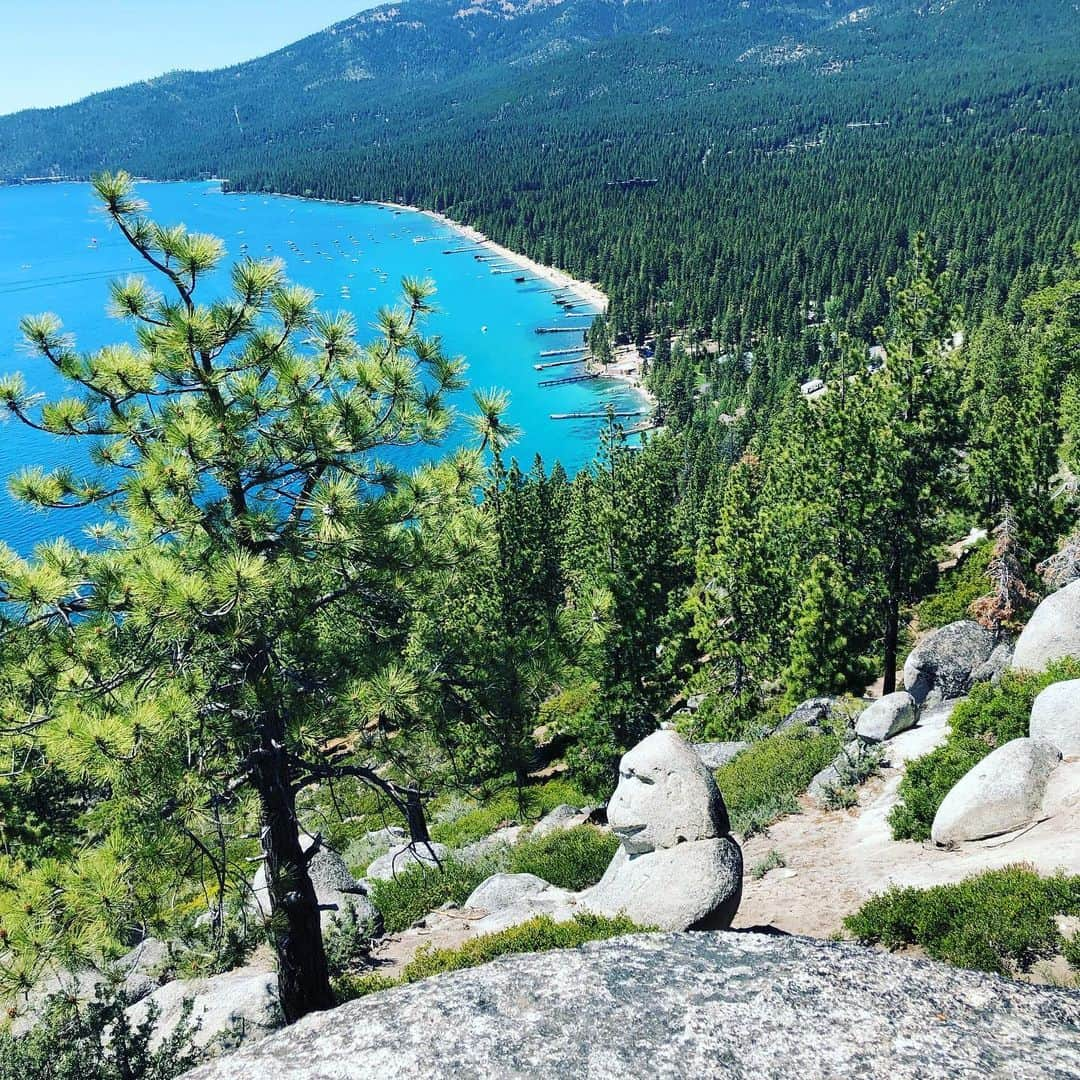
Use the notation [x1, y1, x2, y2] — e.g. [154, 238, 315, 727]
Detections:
[252, 835, 380, 934]
[931, 737, 1062, 845]
[180, 932, 1080, 1080]
[855, 691, 918, 743]
[606, 729, 729, 851]
[1013, 580, 1080, 672]
[129, 964, 279, 1052]
[464, 730, 742, 934]
[1030, 680, 1080, 757]
[364, 840, 448, 882]
[903, 620, 996, 705]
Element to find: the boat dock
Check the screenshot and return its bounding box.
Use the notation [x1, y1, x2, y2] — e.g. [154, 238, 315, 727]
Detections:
[539, 345, 589, 357]
[534, 357, 587, 371]
[550, 409, 647, 420]
[535, 326, 588, 335]
[538, 373, 597, 387]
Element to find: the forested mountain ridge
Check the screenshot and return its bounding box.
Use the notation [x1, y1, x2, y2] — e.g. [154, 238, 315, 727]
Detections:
[2, 1, 1077, 348]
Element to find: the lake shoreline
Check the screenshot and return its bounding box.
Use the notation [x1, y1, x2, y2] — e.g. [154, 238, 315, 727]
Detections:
[369, 200, 609, 313]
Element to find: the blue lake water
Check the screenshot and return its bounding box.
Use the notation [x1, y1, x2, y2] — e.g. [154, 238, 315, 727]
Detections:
[0, 182, 643, 555]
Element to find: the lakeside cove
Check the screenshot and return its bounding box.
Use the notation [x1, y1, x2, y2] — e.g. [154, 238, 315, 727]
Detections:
[0, 181, 655, 555]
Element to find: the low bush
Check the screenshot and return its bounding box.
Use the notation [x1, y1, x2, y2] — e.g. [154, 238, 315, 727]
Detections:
[889, 659, 1080, 841]
[506, 826, 618, 891]
[844, 865, 1080, 976]
[715, 725, 842, 837]
[428, 777, 591, 850]
[0, 984, 203, 1080]
[335, 913, 648, 1002]
[368, 857, 491, 934]
[368, 825, 616, 933]
[750, 849, 787, 879]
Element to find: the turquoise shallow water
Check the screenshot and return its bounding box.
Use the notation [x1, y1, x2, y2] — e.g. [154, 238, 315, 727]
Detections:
[0, 182, 643, 554]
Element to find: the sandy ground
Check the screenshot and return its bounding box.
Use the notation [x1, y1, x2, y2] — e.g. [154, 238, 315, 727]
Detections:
[735, 703, 1080, 940]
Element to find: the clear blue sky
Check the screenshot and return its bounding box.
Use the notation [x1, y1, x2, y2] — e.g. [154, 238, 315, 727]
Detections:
[0, 1, 383, 116]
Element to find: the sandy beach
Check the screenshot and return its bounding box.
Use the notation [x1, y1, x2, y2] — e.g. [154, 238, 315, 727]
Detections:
[372, 201, 609, 313]
[372, 201, 656, 409]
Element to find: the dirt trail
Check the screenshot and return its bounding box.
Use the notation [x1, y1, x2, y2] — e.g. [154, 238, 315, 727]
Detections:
[735, 703, 1080, 938]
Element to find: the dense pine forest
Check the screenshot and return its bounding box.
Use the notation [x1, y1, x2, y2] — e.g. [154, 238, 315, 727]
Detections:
[1, 2, 1080, 1074]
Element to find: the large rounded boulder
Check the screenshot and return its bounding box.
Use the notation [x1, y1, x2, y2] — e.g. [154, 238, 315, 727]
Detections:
[464, 729, 743, 934]
[902, 620, 996, 705]
[855, 691, 918, 743]
[180, 933, 1080, 1080]
[930, 737, 1062, 845]
[251, 835, 380, 935]
[1013, 580, 1080, 672]
[1030, 680, 1080, 758]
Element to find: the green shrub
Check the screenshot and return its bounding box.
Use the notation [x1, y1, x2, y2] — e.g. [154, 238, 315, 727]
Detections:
[890, 659, 1080, 841]
[715, 725, 842, 836]
[368, 857, 492, 934]
[888, 737, 990, 841]
[750, 849, 787, 879]
[844, 865, 1080, 976]
[506, 826, 618, 891]
[368, 826, 616, 933]
[916, 542, 992, 630]
[429, 778, 591, 850]
[335, 913, 649, 1002]
[0, 984, 203, 1080]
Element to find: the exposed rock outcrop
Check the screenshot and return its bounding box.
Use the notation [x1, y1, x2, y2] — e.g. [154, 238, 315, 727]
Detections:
[1030, 679, 1080, 758]
[464, 730, 742, 933]
[855, 691, 918, 743]
[774, 696, 840, 733]
[1013, 580, 1080, 672]
[129, 963, 280, 1052]
[528, 804, 589, 839]
[180, 932, 1080, 1080]
[931, 737, 1062, 845]
[693, 740, 749, 769]
[903, 620, 996, 705]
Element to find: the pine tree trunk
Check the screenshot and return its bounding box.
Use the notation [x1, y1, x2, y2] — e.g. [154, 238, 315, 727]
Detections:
[882, 549, 903, 695]
[255, 715, 335, 1024]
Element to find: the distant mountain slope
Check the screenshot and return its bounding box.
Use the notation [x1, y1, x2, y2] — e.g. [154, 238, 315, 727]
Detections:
[1, 0, 1078, 346]
[0, 0, 837, 177]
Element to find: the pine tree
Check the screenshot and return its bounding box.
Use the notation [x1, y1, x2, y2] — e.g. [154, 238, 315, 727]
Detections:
[0, 173, 501, 1021]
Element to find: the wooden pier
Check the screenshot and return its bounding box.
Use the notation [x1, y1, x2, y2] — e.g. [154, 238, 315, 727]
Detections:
[535, 326, 588, 335]
[535, 357, 587, 371]
[550, 409, 647, 420]
[538, 373, 597, 387]
[442, 245, 481, 254]
[539, 345, 589, 357]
